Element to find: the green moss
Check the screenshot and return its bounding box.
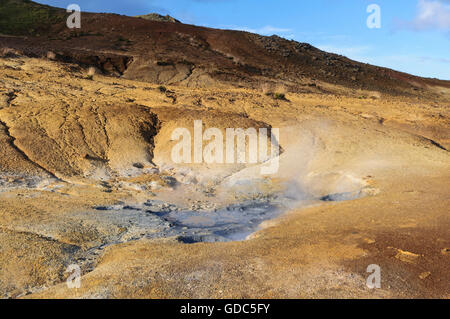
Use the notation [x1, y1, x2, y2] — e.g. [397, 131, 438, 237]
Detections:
[273, 92, 286, 100]
[0, 0, 65, 36]
[265, 92, 288, 101]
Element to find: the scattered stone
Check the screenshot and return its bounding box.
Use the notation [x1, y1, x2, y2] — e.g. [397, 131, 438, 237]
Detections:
[363, 238, 376, 244]
[395, 249, 421, 264]
[133, 162, 144, 169]
[87, 66, 96, 75]
[46, 51, 56, 60]
[135, 13, 181, 23]
[419, 272, 431, 280]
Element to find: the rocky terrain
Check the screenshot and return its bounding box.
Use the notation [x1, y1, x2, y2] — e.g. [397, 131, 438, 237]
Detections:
[135, 13, 180, 24]
[2, 0, 450, 96]
[0, 1, 448, 298]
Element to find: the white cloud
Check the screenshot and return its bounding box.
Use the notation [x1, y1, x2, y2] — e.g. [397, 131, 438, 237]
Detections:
[401, 0, 450, 31]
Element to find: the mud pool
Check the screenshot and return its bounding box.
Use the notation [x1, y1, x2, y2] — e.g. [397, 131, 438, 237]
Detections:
[93, 199, 285, 244]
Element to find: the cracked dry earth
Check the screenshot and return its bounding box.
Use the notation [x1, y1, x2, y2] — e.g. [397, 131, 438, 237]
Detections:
[0, 54, 449, 298]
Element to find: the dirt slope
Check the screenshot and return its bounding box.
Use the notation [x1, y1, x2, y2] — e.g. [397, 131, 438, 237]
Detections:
[1, 0, 450, 99]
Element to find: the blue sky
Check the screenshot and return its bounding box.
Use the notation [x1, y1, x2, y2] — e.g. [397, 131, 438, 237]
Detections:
[37, 0, 450, 80]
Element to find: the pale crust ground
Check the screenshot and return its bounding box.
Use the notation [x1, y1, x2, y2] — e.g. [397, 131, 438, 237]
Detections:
[0, 56, 448, 298]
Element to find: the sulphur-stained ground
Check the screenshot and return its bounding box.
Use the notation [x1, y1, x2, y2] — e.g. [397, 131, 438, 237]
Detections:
[0, 55, 449, 298]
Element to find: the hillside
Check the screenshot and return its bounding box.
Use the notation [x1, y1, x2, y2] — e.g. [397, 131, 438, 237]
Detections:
[1, 0, 450, 99]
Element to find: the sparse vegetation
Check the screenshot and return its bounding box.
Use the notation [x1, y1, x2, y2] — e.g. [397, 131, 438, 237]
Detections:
[65, 31, 105, 40]
[265, 92, 288, 101]
[117, 36, 131, 43]
[158, 85, 167, 93]
[273, 92, 287, 100]
[114, 36, 132, 50]
[0, 0, 65, 35]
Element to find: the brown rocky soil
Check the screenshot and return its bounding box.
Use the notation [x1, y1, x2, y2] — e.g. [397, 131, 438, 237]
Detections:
[2, 1, 450, 97]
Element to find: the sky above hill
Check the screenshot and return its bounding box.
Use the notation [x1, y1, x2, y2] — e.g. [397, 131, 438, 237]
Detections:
[37, 0, 450, 80]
